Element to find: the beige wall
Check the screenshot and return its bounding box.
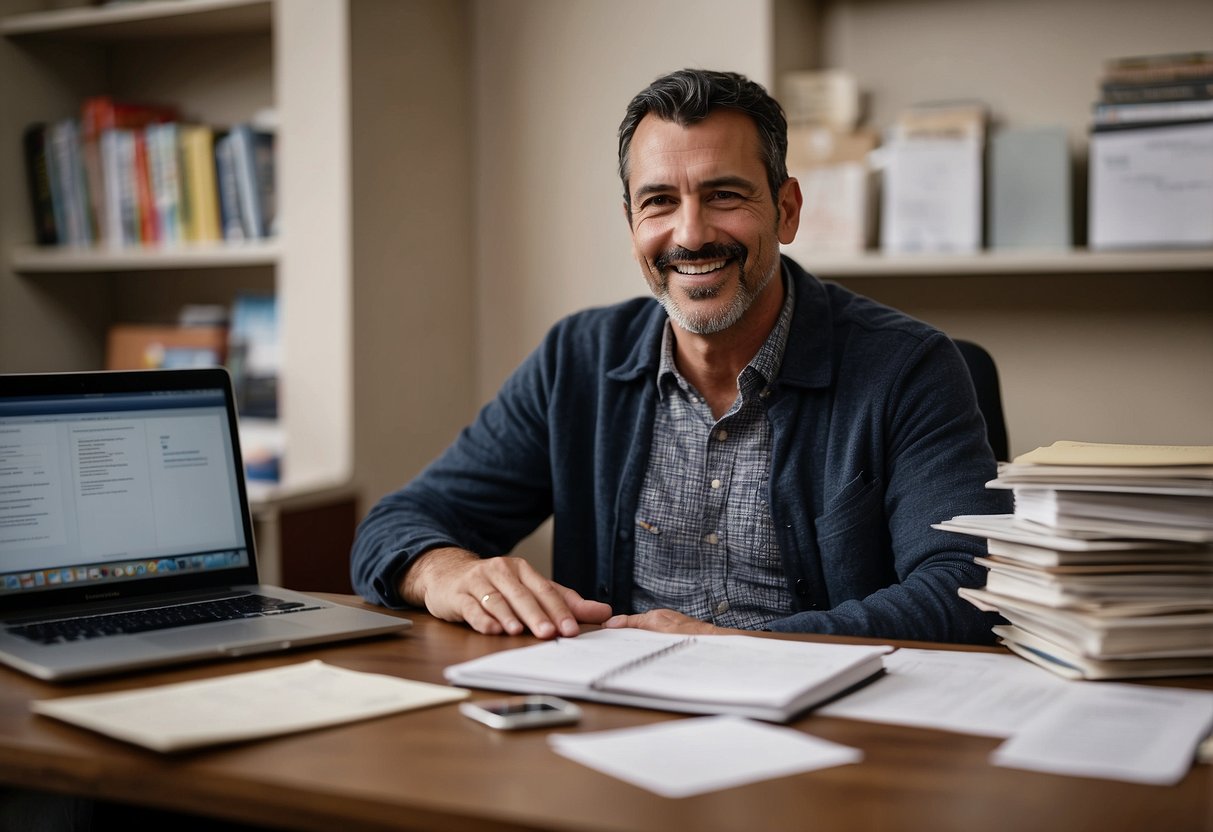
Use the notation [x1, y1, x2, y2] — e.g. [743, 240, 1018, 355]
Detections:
[472, 0, 776, 400]
[351, 0, 477, 506]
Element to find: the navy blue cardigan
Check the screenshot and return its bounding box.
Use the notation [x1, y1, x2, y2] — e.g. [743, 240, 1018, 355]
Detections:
[351, 257, 1010, 643]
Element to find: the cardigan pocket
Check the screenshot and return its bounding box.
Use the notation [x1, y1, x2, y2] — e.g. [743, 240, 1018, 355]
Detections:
[813, 473, 892, 600]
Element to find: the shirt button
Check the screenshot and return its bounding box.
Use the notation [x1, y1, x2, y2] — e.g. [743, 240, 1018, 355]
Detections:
[710, 478, 722, 489]
[715, 600, 730, 615]
[794, 578, 810, 598]
[715, 429, 728, 442]
[760, 387, 772, 398]
[703, 532, 719, 545]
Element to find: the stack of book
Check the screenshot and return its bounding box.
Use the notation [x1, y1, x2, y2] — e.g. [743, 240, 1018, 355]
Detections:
[23, 96, 277, 250]
[1088, 51, 1213, 249]
[937, 441, 1213, 680]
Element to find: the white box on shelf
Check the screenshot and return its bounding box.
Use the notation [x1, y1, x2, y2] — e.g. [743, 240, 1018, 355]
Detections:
[1089, 121, 1213, 249]
[880, 135, 983, 254]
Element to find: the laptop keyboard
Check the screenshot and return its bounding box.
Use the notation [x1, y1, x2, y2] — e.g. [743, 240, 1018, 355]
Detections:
[8, 595, 321, 645]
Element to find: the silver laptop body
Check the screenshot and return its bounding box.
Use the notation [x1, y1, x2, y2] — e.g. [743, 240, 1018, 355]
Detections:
[0, 368, 409, 681]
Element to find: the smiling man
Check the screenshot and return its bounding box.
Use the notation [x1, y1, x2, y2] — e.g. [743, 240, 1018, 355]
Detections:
[351, 69, 1010, 644]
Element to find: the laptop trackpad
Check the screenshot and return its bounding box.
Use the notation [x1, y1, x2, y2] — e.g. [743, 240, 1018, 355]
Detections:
[142, 619, 310, 651]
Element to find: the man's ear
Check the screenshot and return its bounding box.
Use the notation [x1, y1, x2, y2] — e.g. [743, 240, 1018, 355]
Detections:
[776, 177, 802, 245]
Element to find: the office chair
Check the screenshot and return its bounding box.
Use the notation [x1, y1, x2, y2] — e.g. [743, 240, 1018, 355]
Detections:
[953, 339, 1009, 462]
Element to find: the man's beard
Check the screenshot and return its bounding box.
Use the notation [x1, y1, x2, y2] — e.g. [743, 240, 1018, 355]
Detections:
[651, 242, 775, 335]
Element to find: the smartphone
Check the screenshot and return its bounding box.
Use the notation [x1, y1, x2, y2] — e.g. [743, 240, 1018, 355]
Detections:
[459, 695, 582, 730]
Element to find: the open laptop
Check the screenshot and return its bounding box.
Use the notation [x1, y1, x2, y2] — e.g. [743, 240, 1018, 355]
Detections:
[0, 367, 410, 681]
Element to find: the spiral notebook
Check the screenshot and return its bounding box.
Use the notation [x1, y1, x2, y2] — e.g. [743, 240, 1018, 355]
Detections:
[444, 629, 890, 723]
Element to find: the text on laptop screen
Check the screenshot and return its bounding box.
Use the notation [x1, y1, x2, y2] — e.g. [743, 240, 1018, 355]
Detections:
[0, 388, 250, 596]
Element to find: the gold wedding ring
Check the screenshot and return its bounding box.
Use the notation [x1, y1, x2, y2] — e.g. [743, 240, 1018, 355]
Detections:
[480, 592, 495, 605]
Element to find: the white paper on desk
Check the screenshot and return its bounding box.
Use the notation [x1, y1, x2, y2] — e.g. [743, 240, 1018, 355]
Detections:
[991, 682, 1213, 785]
[548, 715, 861, 798]
[32, 660, 469, 752]
[816, 648, 1068, 737]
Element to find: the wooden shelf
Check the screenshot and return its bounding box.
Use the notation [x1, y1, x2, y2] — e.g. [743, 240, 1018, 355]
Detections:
[10, 241, 280, 273]
[0, 0, 269, 39]
[801, 248, 1213, 278]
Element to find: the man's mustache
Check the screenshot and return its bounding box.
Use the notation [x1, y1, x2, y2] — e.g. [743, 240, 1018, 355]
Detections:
[653, 243, 746, 273]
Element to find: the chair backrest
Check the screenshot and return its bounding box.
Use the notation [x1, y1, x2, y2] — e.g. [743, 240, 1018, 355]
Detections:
[953, 339, 1009, 461]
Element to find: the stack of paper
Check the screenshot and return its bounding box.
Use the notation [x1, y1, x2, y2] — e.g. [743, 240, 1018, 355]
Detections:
[937, 441, 1213, 680]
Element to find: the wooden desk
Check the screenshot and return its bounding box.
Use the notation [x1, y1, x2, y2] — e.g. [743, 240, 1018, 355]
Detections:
[1, 596, 1209, 832]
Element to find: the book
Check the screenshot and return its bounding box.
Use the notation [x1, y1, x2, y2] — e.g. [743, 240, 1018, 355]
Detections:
[228, 123, 276, 239]
[145, 122, 183, 244]
[1093, 98, 1213, 126]
[443, 628, 891, 723]
[132, 129, 158, 243]
[1100, 76, 1213, 105]
[22, 123, 58, 246]
[960, 587, 1213, 658]
[46, 119, 92, 247]
[178, 124, 221, 242]
[214, 132, 246, 241]
[1011, 488, 1213, 535]
[993, 624, 1213, 680]
[79, 96, 178, 247]
[1101, 51, 1213, 86]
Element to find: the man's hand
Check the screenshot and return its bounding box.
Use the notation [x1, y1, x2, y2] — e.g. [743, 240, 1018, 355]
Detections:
[603, 608, 737, 635]
[401, 547, 612, 639]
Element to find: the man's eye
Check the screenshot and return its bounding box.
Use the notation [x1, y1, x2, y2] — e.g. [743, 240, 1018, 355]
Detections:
[711, 190, 741, 201]
[641, 195, 673, 209]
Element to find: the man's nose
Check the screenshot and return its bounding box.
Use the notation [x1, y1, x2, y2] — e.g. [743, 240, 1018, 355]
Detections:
[672, 201, 715, 252]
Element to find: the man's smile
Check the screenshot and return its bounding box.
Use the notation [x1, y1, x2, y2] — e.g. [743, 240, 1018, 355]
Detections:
[670, 259, 729, 276]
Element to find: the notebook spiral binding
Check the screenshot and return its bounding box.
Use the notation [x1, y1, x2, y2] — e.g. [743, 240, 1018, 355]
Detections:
[588, 637, 697, 690]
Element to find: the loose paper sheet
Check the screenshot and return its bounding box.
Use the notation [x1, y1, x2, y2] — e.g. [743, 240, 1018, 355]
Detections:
[32, 660, 469, 752]
[990, 682, 1213, 785]
[548, 715, 861, 798]
[816, 648, 1069, 737]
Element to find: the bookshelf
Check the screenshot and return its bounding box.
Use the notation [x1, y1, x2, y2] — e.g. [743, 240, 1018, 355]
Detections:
[0, 0, 477, 590]
[0, 0, 345, 495]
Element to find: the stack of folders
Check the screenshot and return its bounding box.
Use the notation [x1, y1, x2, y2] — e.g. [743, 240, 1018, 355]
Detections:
[937, 441, 1213, 681]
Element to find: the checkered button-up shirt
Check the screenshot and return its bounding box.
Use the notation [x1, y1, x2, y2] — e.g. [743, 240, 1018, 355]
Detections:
[632, 279, 796, 629]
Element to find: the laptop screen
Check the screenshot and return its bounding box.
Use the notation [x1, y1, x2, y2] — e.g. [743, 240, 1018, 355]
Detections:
[0, 370, 258, 612]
